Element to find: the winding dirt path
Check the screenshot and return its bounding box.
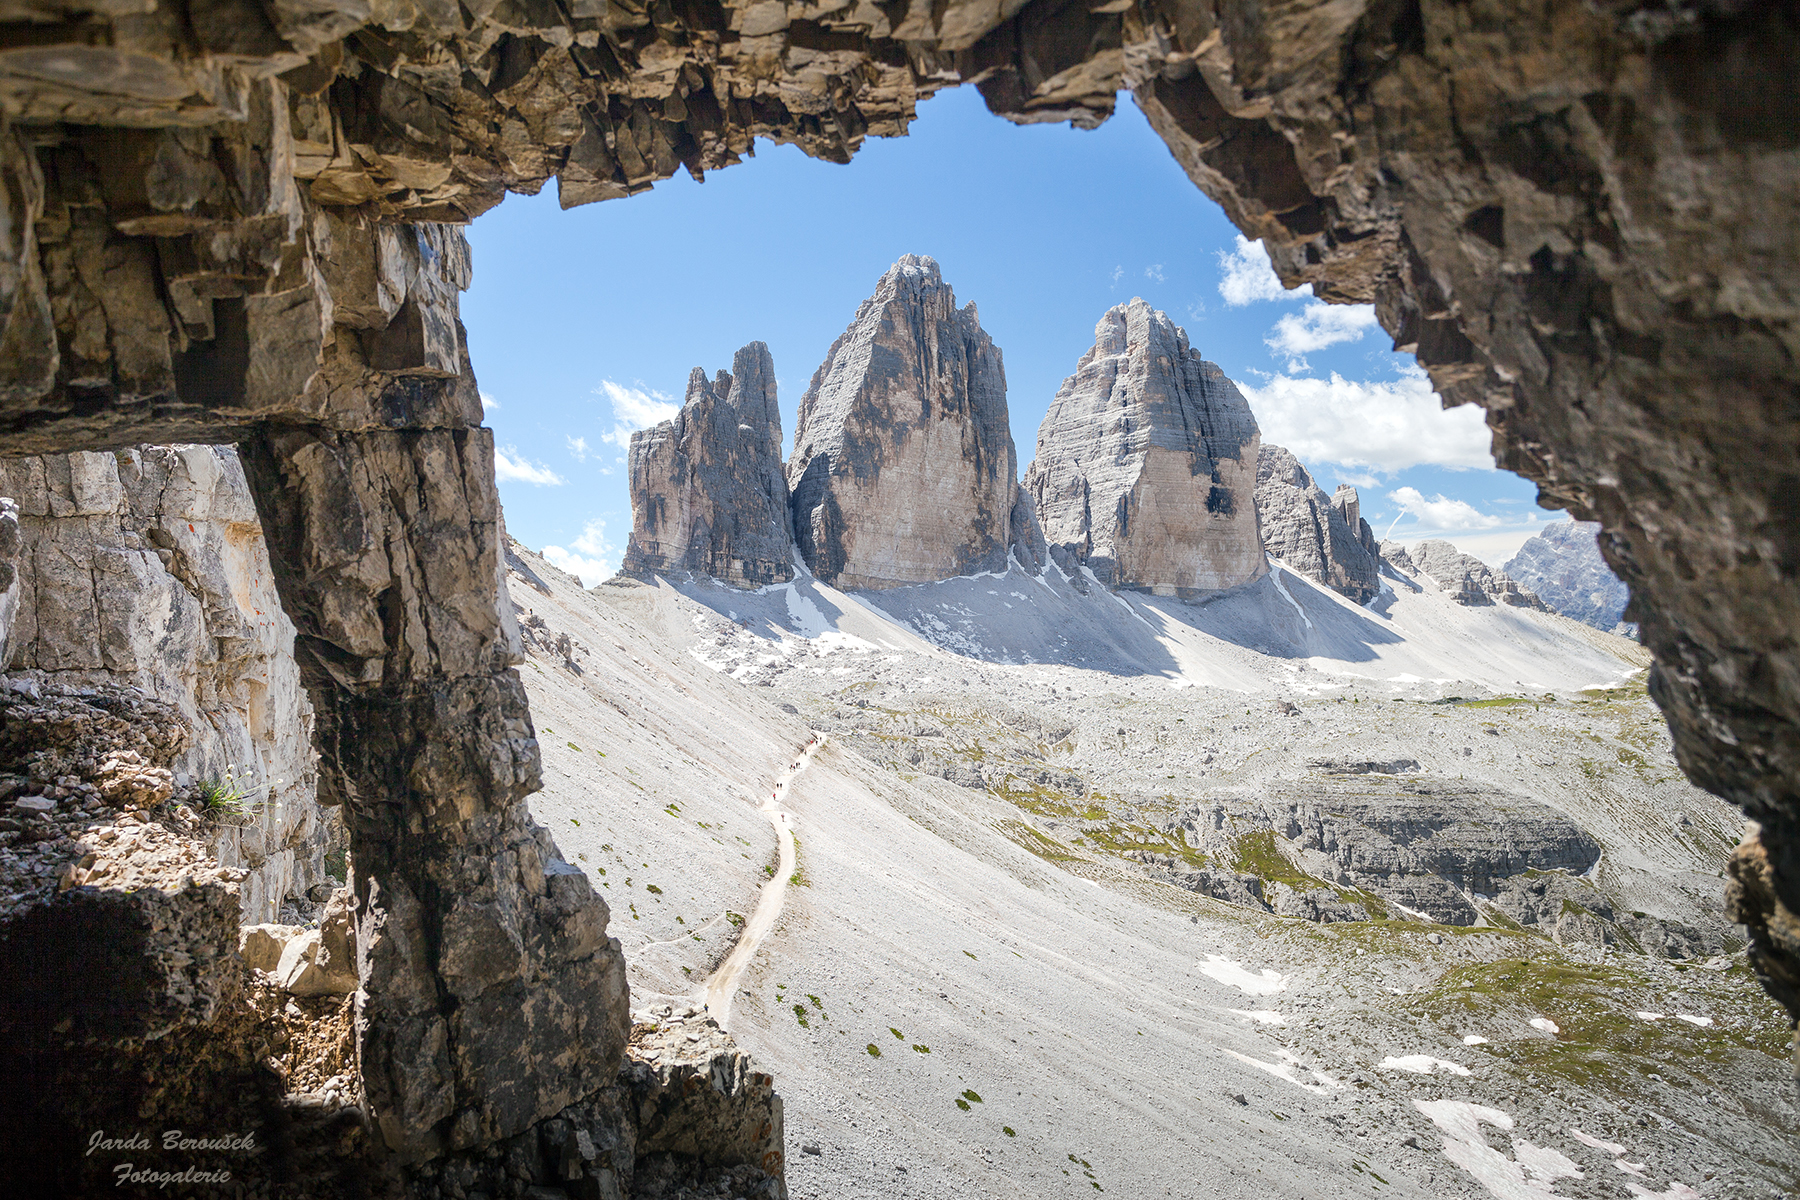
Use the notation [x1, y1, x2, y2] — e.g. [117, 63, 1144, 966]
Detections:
[702, 732, 826, 1027]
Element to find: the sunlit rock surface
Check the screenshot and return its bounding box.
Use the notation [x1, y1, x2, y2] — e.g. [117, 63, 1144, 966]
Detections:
[624, 341, 794, 588]
[788, 255, 1025, 589]
[1254, 444, 1380, 604]
[1505, 520, 1631, 632]
[0, 448, 327, 924]
[1025, 298, 1265, 597]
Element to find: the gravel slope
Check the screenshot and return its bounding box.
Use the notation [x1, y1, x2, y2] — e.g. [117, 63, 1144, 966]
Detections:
[508, 543, 1794, 1200]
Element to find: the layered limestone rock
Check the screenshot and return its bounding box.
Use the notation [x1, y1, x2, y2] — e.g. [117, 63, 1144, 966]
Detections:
[1505, 520, 1632, 632]
[0, 0, 1796, 1145]
[0, 448, 329, 924]
[1025, 299, 1264, 597]
[623, 342, 793, 587]
[788, 256, 1026, 589]
[1403, 540, 1548, 610]
[1253, 445, 1379, 603]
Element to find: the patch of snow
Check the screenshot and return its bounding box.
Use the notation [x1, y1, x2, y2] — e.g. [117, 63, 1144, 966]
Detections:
[1674, 1014, 1712, 1027]
[1266, 559, 1314, 630]
[1378, 1054, 1472, 1076]
[1463, 1034, 1490, 1046]
[1625, 1184, 1701, 1200]
[1568, 1129, 1626, 1156]
[1414, 1099, 1584, 1200]
[1529, 1017, 1560, 1034]
[1223, 1048, 1340, 1095]
[1227, 1009, 1286, 1025]
[1636, 1011, 1665, 1022]
[1615, 1160, 1648, 1178]
[784, 587, 830, 637]
[1199, 955, 1289, 995]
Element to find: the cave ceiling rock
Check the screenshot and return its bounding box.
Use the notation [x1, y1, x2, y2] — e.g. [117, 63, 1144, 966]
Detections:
[0, 0, 1793, 1161]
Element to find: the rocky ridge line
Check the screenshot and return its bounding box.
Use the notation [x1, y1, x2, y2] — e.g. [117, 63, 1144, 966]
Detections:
[1504, 520, 1633, 633]
[1253, 444, 1380, 604]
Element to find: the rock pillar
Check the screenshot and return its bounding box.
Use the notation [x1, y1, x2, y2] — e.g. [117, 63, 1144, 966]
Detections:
[237, 273, 629, 1162]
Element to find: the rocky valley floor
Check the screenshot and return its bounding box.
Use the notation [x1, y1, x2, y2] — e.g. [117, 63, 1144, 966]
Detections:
[506, 543, 1792, 1200]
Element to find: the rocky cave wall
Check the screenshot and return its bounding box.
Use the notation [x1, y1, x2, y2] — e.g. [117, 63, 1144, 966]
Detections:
[0, 446, 332, 924]
[0, 0, 1793, 1184]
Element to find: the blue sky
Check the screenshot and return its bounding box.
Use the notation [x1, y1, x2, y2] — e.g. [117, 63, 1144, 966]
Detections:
[464, 86, 1554, 584]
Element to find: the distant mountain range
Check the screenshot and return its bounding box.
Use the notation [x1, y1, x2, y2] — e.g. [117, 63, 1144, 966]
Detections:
[617, 254, 1629, 635]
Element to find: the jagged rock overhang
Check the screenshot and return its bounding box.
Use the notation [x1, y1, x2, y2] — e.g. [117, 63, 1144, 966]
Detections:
[0, 0, 1793, 1180]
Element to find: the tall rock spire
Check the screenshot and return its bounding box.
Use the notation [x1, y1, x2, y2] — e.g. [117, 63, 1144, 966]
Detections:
[1254, 445, 1380, 602]
[1024, 299, 1265, 597]
[622, 341, 794, 587]
[788, 255, 1037, 589]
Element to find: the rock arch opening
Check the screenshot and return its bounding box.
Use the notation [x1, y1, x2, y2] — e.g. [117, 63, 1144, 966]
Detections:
[0, 0, 1794, 1192]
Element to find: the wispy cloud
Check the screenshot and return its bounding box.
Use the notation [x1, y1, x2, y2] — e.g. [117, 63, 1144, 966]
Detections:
[1335, 469, 1380, 489]
[1144, 263, 1166, 283]
[566, 435, 589, 461]
[1217, 235, 1311, 306]
[1240, 366, 1494, 473]
[494, 446, 564, 486]
[480, 390, 500, 412]
[1266, 302, 1380, 362]
[1110, 265, 1124, 286]
[541, 519, 615, 587]
[1386, 486, 1503, 532]
[595, 380, 680, 449]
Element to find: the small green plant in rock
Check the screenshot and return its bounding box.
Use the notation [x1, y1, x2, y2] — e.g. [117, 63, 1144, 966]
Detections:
[866, 1043, 881, 1057]
[196, 771, 258, 822]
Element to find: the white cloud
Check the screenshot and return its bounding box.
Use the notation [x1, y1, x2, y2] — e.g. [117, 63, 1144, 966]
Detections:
[1267, 302, 1380, 360]
[480, 390, 500, 412]
[1241, 367, 1494, 473]
[1217, 235, 1311, 306]
[595, 380, 680, 449]
[1334, 469, 1380, 489]
[1387, 486, 1503, 531]
[1145, 263, 1166, 283]
[540, 519, 615, 587]
[1111, 265, 1123, 286]
[494, 446, 564, 486]
[566, 435, 589, 461]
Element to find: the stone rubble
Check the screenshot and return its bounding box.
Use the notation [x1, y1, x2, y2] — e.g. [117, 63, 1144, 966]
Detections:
[1025, 298, 1265, 597]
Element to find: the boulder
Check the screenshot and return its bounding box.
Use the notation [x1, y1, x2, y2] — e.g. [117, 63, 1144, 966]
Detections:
[1253, 445, 1381, 603]
[240, 922, 304, 972]
[1503, 520, 1632, 632]
[1024, 299, 1264, 597]
[272, 888, 358, 996]
[788, 256, 1029, 589]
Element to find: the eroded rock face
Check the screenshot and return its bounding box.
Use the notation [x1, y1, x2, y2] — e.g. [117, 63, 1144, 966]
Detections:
[1505, 520, 1632, 633]
[1025, 298, 1264, 597]
[623, 342, 793, 587]
[1404, 540, 1547, 611]
[1253, 444, 1379, 604]
[0, 0, 1796, 1149]
[0, 447, 328, 924]
[789, 255, 1023, 589]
